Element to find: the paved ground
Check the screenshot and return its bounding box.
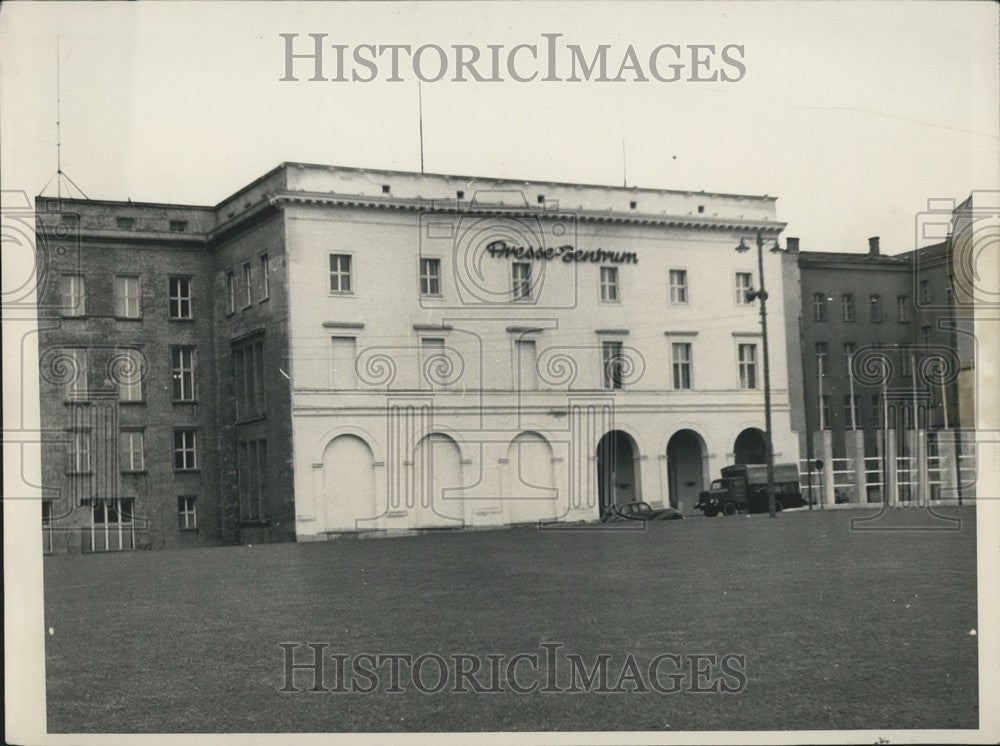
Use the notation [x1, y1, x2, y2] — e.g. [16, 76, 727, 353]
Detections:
[44, 507, 978, 733]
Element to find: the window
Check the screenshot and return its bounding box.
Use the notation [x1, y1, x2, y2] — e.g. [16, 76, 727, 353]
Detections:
[843, 342, 856, 373]
[259, 254, 270, 300]
[871, 395, 882, 427]
[233, 338, 265, 420]
[87, 498, 135, 552]
[843, 395, 862, 429]
[671, 343, 692, 390]
[870, 294, 883, 323]
[171, 347, 197, 401]
[922, 325, 931, 345]
[735, 273, 753, 305]
[114, 276, 141, 318]
[919, 280, 930, 304]
[602, 341, 624, 390]
[898, 295, 912, 323]
[169, 277, 193, 319]
[61, 274, 86, 316]
[329, 254, 353, 294]
[512, 262, 532, 301]
[821, 396, 832, 429]
[515, 339, 538, 391]
[63, 347, 88, 400]
[226, 271, 235, 314]
[116, 348, 144, 402]
[599, 266, 620, 302]
[902, 353, 913, 377]
[178, 496, 197, 530]
[668, 269, 688, 304]
[420, 258, 441, 297]
[173, 429, 198, 471]
[738, 344, 757, 389]
[330, 337, 358, 389]
[67, 430, 91, 474]
[842, 294, 856, 322]
[120, 430, 145, 472]
[170, 220, 188, 233]
[242, 262, 252, 308]
[813, 292, 827, 322]
[815, 342, 829, 375]
[115, 217, 135, 230]
[238, 438, 268, 521]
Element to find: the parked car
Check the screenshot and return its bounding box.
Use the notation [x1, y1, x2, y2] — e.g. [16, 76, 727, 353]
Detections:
[696, 463, 807, 516]
[601, 501, 684, 523]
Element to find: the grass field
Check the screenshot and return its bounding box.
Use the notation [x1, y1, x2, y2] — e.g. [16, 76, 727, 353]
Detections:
[44, 507, 978, 733]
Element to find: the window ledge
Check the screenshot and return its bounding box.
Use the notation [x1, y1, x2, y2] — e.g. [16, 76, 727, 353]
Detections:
[173, 468, 201, 474]
[169, 317, 196, 323]
[179, 527, 199, 532]
[114, 316, 143, 322]
[328, 292, 356, 298]
[239, 519, 271, 527]
[118, 400, 146, 406]
[121, 470, 148, 475]
[172, 400, 199, 405]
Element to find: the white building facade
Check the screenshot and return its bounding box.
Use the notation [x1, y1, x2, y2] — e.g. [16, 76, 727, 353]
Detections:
[276, 164, 797, 538]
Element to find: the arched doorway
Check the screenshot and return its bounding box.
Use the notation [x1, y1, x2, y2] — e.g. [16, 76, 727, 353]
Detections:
[413, 433, 465, 528]
[596, 430, 640, 515]
[666, 429, 706, 512]
[503, 432, 557, 525]
[322, 434, 377, 532]
[734, 427, 767, 465]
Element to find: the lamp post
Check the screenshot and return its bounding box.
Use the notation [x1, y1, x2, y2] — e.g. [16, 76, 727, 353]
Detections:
[736, 231, 782, 518]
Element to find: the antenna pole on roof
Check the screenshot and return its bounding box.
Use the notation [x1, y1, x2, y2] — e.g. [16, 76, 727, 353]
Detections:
[42, 37, 89, 200]
[418, 81, 425, 174]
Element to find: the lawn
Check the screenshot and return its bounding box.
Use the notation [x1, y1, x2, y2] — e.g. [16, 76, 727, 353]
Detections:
[44, 507, 978, 733]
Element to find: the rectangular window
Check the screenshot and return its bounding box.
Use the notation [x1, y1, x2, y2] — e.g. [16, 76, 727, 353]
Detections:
[668, 269, 688, 304]
[671, 342, 692, 390]
[330, 337, 358, 389]
[63, 347, 88, 400]
[735, 273, 753, 305]
[61, 274, 86, 316]
[87, 497, 135, 552]
[238, 439, 267, 521]
[870, 294, 883, 323]
[813, 292, 827, 322]
[602, 341, 624, 390]
[120, 430, 145, 472]
[178, 496, 197, 530]
[114, 275, 141, 318]
[116, 348, 144, 402]
[599, 266, 619, 302]
[919, 280, 931, 304]
[922, 324, 931, 345]
[816, 342, 829, 375]
[232, 337, 265, 420]
[843, 342, 856, 374]
[171, 346, 197, 401]
[115, 217, 135, 230]
[168, 277, 193, 319]
[515, 339, 538, 391]
[738, 344, 758, 389]
[242, 262, 252, 308]
[419, 258, 441, 297]
[226, 271, 235, 314]
[173, 429, 198, 471]
[821, 396, 832, 429]
[842, 293, 856, 322]
[902, 353, 914, 376]
[872, 395, 883, 427]
[898, 295, 912, 323]
[329, 254, 353, 294]
[259, 254, 270, 300]
[170, 220, 188, 233]
[67, 430, 91, 474]
[843, 395, 862, 429]
[512, 262, 532, 301]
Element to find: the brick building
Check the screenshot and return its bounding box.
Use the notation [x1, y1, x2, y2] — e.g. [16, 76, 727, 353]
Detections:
[37, 162, 800, 553]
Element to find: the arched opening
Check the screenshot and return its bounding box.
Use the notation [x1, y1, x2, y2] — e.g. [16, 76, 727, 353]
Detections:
[666, 429, 706, 512]
[413, 433, 465, 528]
[734, 427, 767, 465]
[322, 434, 376, 532]
[503, 432, 557, 525]
[596, 430, 640, 516]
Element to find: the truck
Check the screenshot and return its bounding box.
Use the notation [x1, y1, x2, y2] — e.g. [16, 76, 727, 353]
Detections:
[695, 463, 807, 517]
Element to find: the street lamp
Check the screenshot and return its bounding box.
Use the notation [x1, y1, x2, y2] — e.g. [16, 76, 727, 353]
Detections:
[735, 232, 783, 518]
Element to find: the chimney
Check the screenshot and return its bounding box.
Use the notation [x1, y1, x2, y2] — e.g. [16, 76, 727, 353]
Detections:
[868, 236, 880, 256]
[785, 237, 800, 253]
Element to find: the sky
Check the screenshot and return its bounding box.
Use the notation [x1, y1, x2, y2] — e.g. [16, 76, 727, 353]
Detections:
[1, 1, 998, 254]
